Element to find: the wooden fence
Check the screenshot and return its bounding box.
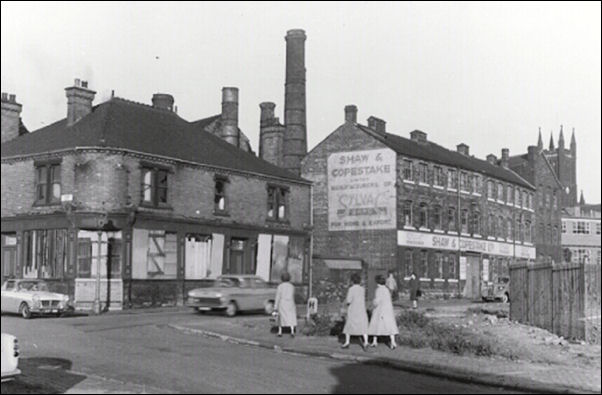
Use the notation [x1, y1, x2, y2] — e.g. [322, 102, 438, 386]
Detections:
[509, 262, 601, 344]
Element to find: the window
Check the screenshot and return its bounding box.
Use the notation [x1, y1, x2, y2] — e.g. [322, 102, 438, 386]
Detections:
[471, 209, 480, 235]
[430, 252, 443, 279]
[23, 229, 69, 279]
[516, 188, 522, 207]
[448, 254, 457, 280]
[448, 169, 457, 190]
[461, 172, 469, 192]
[35, 163, 61, 205]
[76, 231, 122, 279]
[530, 193, 534, 209]
[419, 251, 428, 278]
[500, 216, 506, 239]
[403, 200, 413, 227]
[508, 219, 514, 240]
[448, 206, 457, 232]
[474, 175, 482, 194]
[538, 187, 544, 207]
[141, 167, 169, 207]
[539, 223, 544, 243]
[432, 206, 442, 230]
[461, 209, 469, 233]
[545, 187, 551, 207]
[419, 203, 428, 228]
[404, 250, 413, 277]
[574, 222, 590, 234]
[132, 230, 177, 279]
[553, 190, 558, 209]
[489, 214, 496, 238]
[562, 221, 567, 234]
[553, 225, 558, 244]
[434, 166, 444, 187]
[267, 186, 288, 220]
[403, 160, 413, 181]
[525, 221, 532, 243]
[419, 163, 428, 184]
[214, 177, 228, 213]
[487, 180, 495, 198]
[596, 223, 601, 235]
[508, 186, 514, 205]
[547, 224, 552, 244]
[497, 183, 504, 201]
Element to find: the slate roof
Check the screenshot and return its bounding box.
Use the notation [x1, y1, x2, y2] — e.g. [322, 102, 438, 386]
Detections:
[356, 124, 535, 189]
[1, 98, 306, 183]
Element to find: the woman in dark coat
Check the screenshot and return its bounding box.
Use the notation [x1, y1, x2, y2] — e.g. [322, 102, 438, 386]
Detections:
[409, 272, 419, 309]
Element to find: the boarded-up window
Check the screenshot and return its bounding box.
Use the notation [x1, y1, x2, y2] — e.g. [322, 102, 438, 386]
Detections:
[132, 229, 177, 279]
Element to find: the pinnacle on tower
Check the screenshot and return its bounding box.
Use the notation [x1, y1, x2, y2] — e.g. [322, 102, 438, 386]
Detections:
[579, 190, 585, 206]
[537, 127, 543, 150]
[549, 132, 555, 151]
[558, 125, 565, 148]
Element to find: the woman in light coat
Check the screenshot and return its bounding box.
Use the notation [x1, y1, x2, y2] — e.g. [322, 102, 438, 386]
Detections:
[275, 271, 297, 337]
[368, 275, 399, 349]
[342, 273, 369, 349]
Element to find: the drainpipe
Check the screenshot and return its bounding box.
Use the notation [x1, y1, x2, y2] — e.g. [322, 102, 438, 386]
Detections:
[94, 230, 102, 315]
[308, 183, 314, 300]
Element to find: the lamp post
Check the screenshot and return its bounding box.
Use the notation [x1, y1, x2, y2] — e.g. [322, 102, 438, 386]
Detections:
[93, 229, 103, 315]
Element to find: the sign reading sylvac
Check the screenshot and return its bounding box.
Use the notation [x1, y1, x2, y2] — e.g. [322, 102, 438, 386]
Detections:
[328, 148, 396, 231]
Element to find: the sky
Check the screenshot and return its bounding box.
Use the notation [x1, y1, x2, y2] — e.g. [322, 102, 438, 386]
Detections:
[2, 2, 600, 203]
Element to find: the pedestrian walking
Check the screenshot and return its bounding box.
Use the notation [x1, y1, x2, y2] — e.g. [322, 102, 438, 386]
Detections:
[385, 270, 398, 302]
[341, 273, 369, 350]
[275, 271, 297, 337]
[368, 275, 399, 349]
[409, 272, 419, 309]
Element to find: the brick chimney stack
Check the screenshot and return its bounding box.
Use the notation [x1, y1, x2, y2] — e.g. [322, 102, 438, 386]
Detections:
[344, 105, 357, 123]
[221, 87, 240, 148]
[65, 79, 95, 126]
[282, 29, 307, 176]
[486, 154, 497, 165]
[501, 148, 509, 168]
[152, 93, 174, 111]
[367, 116, 386, 134]
[259, 102, 285, 167]
[1, 92, 22, 143]
[457, 143, 469, 156]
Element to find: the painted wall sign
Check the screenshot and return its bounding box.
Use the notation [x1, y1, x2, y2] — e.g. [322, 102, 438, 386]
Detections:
[397, 230, 536, 259]
[328, 148, 396, 231]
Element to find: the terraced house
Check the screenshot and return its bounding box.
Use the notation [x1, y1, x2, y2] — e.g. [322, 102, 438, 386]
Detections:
[302, 106, 536, 301]
[0, 81, 311, 310]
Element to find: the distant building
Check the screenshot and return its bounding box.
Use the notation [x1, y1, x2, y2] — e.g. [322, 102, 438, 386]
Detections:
[1, 79, 311, 310]
[507, 127, 575, 262]
[301, 105, 536, 301]
[561, 193, 601, 265]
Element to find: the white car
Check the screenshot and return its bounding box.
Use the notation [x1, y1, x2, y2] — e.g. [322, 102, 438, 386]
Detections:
[1, 279, 71, 319]
[1, 333, 21, 382]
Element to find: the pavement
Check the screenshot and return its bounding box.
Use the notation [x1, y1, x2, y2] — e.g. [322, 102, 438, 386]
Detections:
[169, 302, 601, 395]
[0, 309, 524, 394]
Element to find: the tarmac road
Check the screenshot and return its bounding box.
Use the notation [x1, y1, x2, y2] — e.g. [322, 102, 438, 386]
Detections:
[1, 310, 524, 394]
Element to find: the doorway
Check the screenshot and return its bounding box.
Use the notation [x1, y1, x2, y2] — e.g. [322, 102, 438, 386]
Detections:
[463, 254, 481, 300]
[1, 234, 17, 283]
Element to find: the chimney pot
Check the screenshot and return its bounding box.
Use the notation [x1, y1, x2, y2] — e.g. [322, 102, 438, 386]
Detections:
[221, 87, 239, 147]
[151, 93, 174, 111]
[259, 102, 276, 127]
[457, 143, 469, 156]
[410, 130, 427, 143]
[344, 105, 358, 123]
[65, 78, 96, 126]
[367, 116, 386, 134]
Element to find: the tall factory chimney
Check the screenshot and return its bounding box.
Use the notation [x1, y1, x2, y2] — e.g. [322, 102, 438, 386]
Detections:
[282, 29, 307, 176]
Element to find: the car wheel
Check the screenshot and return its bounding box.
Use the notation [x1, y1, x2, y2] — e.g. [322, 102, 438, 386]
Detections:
[502, 293, 509, 304]
[225, 302, 238, 317]
[20, 303, 32, 319]
[264, 300, 275, 315]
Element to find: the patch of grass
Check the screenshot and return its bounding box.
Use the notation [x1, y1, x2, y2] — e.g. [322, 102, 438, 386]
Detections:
[396, 310, 495, 357]
[302, 313, 335, 337]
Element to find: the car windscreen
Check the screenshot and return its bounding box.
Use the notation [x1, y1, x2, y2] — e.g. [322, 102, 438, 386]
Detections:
[215, 279, 239, 288]
[18, 281, 49, 292]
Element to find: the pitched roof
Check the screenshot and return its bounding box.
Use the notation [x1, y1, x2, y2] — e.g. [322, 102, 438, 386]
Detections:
[355, 124, 534, 189]
[1, 98, 306, 183]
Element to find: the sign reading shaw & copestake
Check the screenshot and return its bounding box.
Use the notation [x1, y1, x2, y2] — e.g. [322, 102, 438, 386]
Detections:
[328, 148, 396, 231]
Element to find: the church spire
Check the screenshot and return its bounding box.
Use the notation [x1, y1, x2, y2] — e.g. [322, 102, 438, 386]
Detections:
[537, 127, 543, 150]
[549, 132, 555, 151]
[558, 125, 565, 149]
[579, 190, 585, 206]
[570, 128, 576, 153]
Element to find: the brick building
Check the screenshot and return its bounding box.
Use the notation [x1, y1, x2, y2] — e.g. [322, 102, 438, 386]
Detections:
[1, 80, 311, 310]
[302, 106, 536, 302]
[561, 193, 601, 265]
[507, 128, 576, 262]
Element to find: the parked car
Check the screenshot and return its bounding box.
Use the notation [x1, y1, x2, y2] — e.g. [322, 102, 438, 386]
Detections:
[1, 333, 21, 382]
[186, 275, 276, 317]
[481, 276, 510, 303]
[1, 279, 71, 319]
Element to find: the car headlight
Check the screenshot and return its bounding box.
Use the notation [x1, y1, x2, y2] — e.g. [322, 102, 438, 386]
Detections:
[219, 296, 228, 303]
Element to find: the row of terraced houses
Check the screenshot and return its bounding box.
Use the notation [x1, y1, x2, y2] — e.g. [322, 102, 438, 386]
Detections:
[1, 29, 592, 308]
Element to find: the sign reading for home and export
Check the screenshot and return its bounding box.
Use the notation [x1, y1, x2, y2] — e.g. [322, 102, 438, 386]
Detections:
[328, 148, 396, 231]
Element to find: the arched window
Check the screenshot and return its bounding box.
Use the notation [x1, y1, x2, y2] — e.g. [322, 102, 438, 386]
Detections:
[419, 203, 428, 229]
[403, 200, 413, 227]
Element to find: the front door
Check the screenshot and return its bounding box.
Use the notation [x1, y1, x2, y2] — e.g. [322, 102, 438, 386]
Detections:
[463, 255, 481, 300]
[1, 234, 18, 284]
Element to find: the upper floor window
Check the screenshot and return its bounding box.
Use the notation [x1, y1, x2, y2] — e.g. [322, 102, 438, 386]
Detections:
[461, 209, 469, 233]
[432, 206, 442, 230]
[489, 214, 496, 237]
[418, 163, 428, 184]
[403, 160, 413, 181]
[448, 206, 457, 232]
[525, 221, 532, 243]
[574, 221, 590, 234]
[597, 223, 601, 235]
[141, 167, 169, 206]
[487, 180, 495, 198]
[473, 174, 481, 194]
[500, 216, 506, 239]
[497, 182, 504, 201]
[434, 166, 444, 187]
[214, 176, 228, 214]
[460, 172, 469, 192]
[403, 201, 413, 227]
[552, 190, 558, 209]
[267, 185, 288, 221]
[508, 186, 514, 205]
[471, 209, 480, 235]
[561, 221, 567, 234]
[517, 189, 522, 207]
[448, 169, 457, 190]
[35, 163, 61, 205]
[419, 203, 428, 228]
